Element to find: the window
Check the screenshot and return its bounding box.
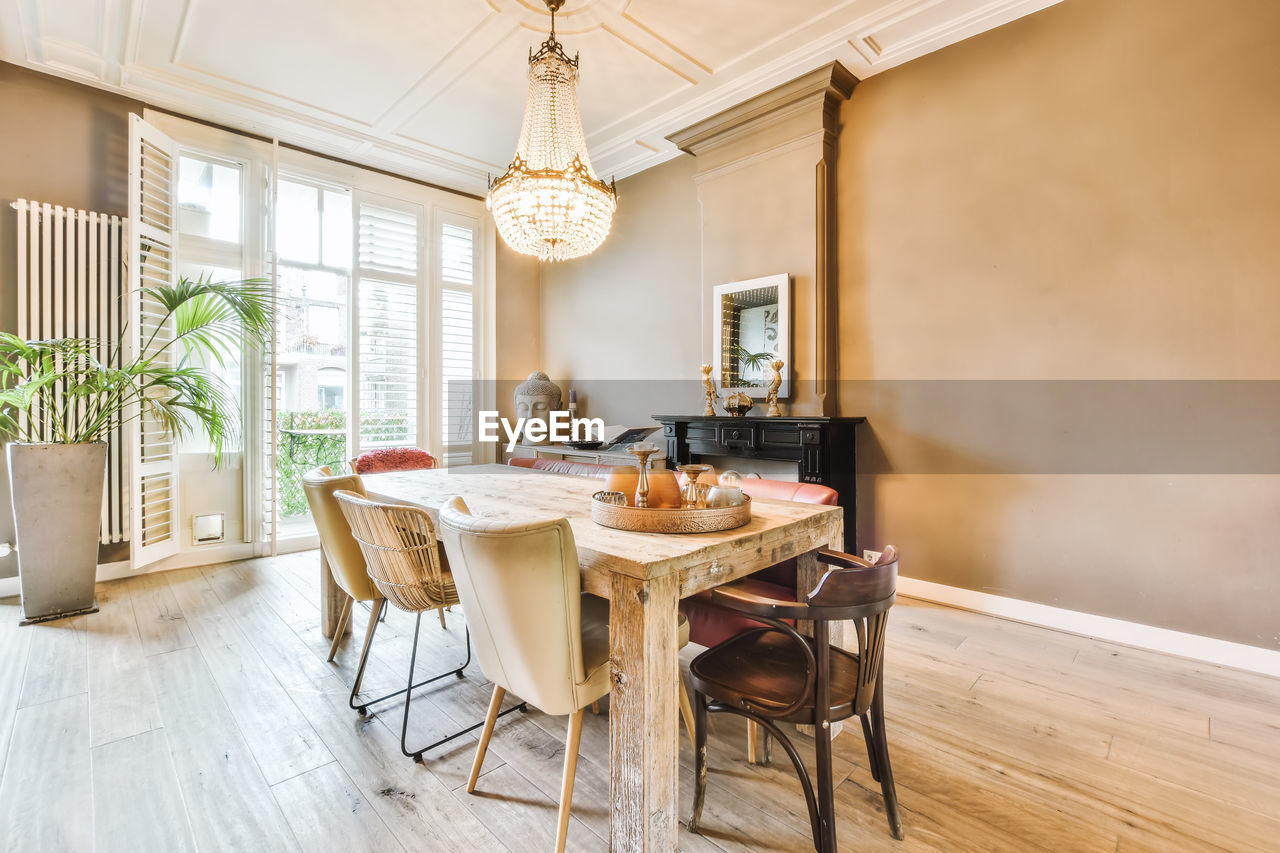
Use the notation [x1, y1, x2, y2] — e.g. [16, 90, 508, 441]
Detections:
[317, 367, 345, 411]
[354, 200, 418, 451]
[175, 153, 246, 454]
[143, 104, 493, 552]
[274, 177, 353, 529]
[439, 220, 477, 466]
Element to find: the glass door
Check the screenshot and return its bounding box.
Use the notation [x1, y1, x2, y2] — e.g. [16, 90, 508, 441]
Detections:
[270, 176, 353, 536]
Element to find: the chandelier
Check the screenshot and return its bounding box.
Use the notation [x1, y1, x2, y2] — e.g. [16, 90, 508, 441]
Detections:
[487, 0, 617, 262]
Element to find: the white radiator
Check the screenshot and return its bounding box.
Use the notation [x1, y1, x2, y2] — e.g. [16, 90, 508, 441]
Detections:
[12, 199, 129, 545]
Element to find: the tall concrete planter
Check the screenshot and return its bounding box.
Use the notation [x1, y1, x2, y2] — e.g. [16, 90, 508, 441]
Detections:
[7, 442, 106, 624]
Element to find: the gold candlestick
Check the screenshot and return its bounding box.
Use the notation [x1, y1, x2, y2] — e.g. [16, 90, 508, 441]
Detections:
[627, 443, 659, 508]
[677, 464, 712, 509]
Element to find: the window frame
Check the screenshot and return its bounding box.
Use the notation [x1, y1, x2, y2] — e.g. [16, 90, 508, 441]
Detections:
[142, 109, 496, 553]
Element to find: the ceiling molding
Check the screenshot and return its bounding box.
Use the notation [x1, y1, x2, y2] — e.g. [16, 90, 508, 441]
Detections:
[0, 0, 1064, 194]
[667, 62, 857, 157]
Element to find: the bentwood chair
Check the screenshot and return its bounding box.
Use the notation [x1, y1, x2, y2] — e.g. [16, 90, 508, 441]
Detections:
[334, 490, 526, 762]
[680, 477, 840, 763]
[689, 546, 903, 851]
[438, 497, 696, 853]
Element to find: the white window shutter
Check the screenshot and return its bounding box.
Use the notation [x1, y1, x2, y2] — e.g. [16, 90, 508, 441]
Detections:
[352, 196, 423, 456]
[437, 217, 478, 467]
[128, 114, 182, 569]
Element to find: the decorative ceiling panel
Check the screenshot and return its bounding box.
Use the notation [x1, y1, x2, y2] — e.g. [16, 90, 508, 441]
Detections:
[623, 0, 854, 74]
[0, 0, 1064, 194]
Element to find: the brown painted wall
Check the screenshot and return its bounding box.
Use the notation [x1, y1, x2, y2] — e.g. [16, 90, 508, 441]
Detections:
[539, 0, 1280, 649]
[0, 62, 142, 577]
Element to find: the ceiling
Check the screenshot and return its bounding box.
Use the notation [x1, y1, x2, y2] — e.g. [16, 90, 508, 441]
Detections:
[0, 0, 1062, 195]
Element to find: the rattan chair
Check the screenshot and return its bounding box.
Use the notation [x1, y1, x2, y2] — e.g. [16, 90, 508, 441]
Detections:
[334, 490, 526, 762]
[689, 546, 903, 851]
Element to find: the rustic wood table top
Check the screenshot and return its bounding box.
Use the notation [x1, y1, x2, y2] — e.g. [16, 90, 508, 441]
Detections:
[362, 463, 842, 595]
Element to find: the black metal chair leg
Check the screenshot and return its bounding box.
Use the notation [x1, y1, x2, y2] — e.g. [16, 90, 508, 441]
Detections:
[402, 612, 424, 760]
[689, 689, 709, 833]
[396, 618, 525, 763]
[349, 602, 473, 715]
[860, 714, 882, 783]
[870, 675, 903, 840]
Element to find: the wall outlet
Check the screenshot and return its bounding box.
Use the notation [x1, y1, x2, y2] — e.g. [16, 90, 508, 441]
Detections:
[862, 549, 882, 564]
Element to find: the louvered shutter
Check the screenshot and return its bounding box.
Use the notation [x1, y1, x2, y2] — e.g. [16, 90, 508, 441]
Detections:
[127, 115, 181, 568]
[352, 197, 423, 454]
[438, 217, 477, 467]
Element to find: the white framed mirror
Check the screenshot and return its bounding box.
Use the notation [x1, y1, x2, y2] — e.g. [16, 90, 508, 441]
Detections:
[712, 273, 790, 400]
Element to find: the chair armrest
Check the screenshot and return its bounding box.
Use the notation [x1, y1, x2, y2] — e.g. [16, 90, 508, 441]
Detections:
[816, 548, 873, 569]
[709, 583, 811, 621]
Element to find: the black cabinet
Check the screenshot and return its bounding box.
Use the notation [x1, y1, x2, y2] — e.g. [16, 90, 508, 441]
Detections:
[653, 415, 864, 552]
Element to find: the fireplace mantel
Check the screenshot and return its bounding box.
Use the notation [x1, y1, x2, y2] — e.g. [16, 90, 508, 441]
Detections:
[653, 414, 864, 551]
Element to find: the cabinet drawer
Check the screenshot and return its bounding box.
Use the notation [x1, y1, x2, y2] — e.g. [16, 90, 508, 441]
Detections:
[716, 423, 757, 450]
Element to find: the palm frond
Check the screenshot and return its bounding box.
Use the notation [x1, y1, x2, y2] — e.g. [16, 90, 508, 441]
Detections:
[0, 275, 272, 467]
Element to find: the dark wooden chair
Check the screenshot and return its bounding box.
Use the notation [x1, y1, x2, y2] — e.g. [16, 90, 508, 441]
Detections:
[688, 546, 903, 851]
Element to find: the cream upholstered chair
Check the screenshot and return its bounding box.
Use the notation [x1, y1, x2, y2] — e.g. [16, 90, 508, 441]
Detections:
[334, 490, 527, 762]
[438, 497, 695, 853]
[302, 466, 388, 706]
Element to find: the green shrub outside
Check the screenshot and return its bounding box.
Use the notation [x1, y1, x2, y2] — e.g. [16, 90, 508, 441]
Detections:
[274, 410, 412, 517]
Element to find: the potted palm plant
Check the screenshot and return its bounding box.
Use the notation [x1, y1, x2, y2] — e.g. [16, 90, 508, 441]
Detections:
[0, 275, 271, 623]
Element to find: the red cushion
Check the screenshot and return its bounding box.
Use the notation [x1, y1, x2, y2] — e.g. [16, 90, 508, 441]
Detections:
[681, 578, 797, 648]
[353, 447, 436, 474]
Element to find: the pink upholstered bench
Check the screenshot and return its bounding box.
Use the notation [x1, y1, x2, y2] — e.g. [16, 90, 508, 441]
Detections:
[507, 456, 612, 479]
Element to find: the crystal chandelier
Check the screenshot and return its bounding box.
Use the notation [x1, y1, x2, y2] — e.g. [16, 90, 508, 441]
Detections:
[487, 0, 617, 262]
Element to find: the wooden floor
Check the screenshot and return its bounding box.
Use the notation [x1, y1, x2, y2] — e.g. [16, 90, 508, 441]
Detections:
[1, 552, 1278, 852]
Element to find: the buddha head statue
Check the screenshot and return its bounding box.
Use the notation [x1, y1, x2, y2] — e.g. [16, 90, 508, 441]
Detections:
[514, 370, 563, 445]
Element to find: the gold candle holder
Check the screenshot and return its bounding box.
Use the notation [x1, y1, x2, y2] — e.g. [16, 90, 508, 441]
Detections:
[627, 442, 659, 508]
[677, 464, 712, 509]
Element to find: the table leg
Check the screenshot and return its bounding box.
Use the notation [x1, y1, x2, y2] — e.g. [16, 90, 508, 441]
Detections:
[609, 572, 680, 851]
[320, 549, 350, 640]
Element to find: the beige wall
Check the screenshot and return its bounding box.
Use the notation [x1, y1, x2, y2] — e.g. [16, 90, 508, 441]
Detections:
[538, 0, 1280, 649]
[540, 155, 702, 424]
[837, 0, 1280, 649]
[494, 243, 543, 422]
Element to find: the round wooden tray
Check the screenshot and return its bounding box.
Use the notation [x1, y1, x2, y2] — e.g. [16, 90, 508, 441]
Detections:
[590, 492, 751, 534]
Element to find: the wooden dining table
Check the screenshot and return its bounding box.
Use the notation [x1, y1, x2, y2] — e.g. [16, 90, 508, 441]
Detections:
[320, 463, 844, 850]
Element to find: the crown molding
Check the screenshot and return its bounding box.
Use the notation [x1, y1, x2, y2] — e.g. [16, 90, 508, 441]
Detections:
[666, 61, 858, 157]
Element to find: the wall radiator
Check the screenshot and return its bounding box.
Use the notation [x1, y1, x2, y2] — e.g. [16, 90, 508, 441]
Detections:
[12, 199, 129, 545]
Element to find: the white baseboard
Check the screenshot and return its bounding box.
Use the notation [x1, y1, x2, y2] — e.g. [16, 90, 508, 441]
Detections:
[0, 536, 321, 600]
[896, 576, 1280, 679]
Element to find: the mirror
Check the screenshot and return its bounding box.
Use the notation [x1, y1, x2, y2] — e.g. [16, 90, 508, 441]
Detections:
[712, 273, 790, 400]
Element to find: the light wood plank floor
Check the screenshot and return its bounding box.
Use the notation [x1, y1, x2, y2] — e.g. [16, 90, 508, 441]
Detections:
[1, 551, 1277, 852]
